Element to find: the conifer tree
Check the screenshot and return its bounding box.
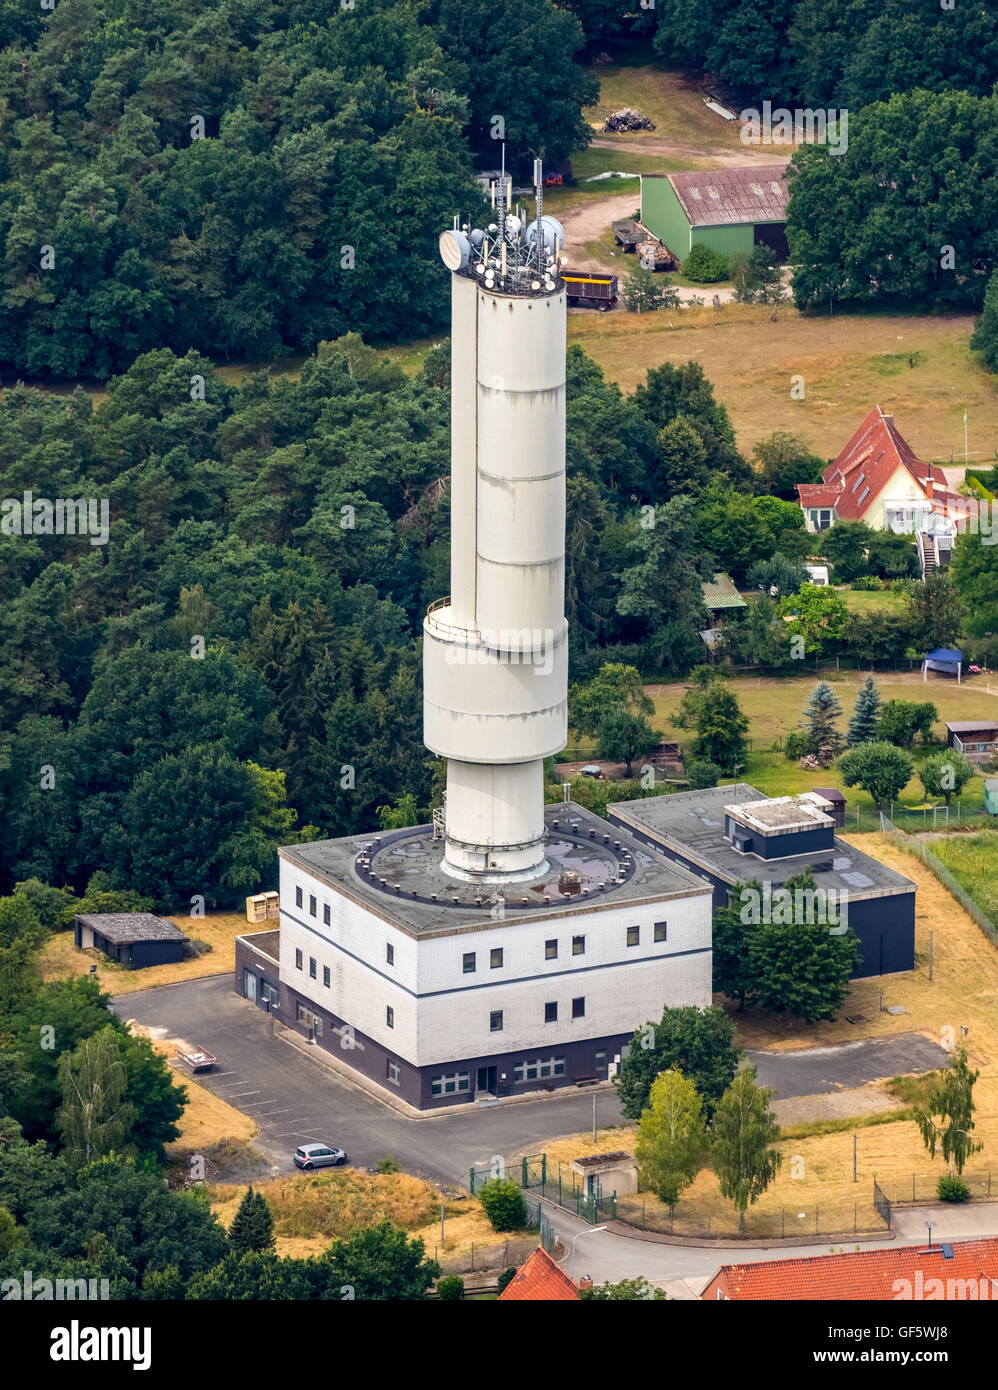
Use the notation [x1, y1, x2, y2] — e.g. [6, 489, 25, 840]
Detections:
[801, 681, 844, 758]
[847, 674, 881, 746]
[228, 1186, 275, 1255]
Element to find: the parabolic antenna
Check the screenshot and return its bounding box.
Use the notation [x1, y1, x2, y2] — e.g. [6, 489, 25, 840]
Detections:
[439, 229, 471, 270]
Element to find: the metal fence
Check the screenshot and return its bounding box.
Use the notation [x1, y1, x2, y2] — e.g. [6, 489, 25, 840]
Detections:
[877, 1170, 996, 1206]
[436, 1236, 538, 1276]
[614, 1195, 887, 1239]
[874, 1179, 892, 1230]
[878, 817, 998, 950]
[468, 1154, 619, 1225]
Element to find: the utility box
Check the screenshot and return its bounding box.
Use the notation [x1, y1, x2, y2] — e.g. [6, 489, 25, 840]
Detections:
[245, 891, 279, 924]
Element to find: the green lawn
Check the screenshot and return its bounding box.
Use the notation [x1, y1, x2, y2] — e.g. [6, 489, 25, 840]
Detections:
[640, 671, 998, 821]
[927, 834, 998, 921]
[839, 588, 908, 614]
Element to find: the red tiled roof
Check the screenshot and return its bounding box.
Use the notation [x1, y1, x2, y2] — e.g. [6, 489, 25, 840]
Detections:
[795, 405, 946, 521]
[703, 1238, 998, 1301]
[497, 1246, 581, 1301]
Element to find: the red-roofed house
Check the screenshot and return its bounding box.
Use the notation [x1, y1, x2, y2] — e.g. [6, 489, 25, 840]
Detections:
[796, 405, 971, 576]
[497, 1246, 582, 1301]
[703, 1237, 998, 1301]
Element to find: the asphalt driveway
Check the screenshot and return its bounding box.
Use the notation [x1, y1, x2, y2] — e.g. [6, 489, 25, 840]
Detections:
[116, 977, 950, 1188]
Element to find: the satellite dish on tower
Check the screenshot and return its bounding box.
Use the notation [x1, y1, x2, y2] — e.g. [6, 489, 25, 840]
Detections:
[438, 229, 471, 270]
[525, 215, 564, 255]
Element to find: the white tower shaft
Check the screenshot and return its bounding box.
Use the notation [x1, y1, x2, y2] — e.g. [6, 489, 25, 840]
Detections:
[424, 250, 568, 882]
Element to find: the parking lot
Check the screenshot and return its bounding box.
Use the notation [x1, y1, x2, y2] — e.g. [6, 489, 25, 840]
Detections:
[114, 976, 629, 1186]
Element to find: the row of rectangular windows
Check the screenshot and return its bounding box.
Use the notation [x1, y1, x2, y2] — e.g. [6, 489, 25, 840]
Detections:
[293, 885, 666, 972]
[462, 922, 667, 974]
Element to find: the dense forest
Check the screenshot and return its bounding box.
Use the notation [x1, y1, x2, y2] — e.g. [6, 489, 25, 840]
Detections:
[0, 0, 594, 377]
[1, 333, 789, 907]
[639, 0, 998, 110]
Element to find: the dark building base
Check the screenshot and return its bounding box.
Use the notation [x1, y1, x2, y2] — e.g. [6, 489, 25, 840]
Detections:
[607, 815, 915, 979]
[234, 935, 632, 1112]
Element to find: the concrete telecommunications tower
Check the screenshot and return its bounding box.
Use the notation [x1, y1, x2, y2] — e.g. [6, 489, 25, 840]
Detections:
[425, 164, 569, 883]
[251, 163, 713, 1112]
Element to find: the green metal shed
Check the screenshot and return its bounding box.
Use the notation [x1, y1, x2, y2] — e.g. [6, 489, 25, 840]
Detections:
[985, 779, 998, 815]
[640, 167, 789, 266]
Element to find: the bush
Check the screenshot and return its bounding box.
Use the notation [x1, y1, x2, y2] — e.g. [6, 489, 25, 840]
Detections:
[682, 244, 730, 283]
[183, 939, 213, 958]
[784, 731, 810, 761]
[937, 1176, 971, 1203]
[477, 1178, 527, 1233]
[497, 1265, 517, 1294]
[851, 575, 884, 591]
[686, 756, 722, 789]
[436, 1274, 465, 1300]
[376, 1155, 401, 1174]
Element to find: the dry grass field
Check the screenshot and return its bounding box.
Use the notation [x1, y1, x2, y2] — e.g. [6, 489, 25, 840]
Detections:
[210, 1169, 525, 1265]
[567, 302, 997, 463]
[39, 910, 249, 994]
[524, 833, 998, 1234]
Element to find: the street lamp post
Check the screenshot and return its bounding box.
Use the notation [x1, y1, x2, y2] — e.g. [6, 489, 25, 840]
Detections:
[570, 1225, 607, 1281]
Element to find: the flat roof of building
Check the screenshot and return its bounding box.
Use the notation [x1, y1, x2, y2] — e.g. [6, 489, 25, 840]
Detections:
[946, 721, 998, 733]
[729, 795, 835, 833]
[279, 802, 712, 937]
[76, 913, 188, 944]
[608, 784, 916, 900]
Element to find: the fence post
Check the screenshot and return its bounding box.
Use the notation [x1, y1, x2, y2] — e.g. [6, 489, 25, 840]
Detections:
[913, 1174, 916, 1202]
[854, 1204, 857, 1234]
[782, 1208, 785, 1237]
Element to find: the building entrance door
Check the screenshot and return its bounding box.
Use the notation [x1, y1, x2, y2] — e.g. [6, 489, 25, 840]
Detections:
[243, 969, 257, 1002]
[476, 1065, 498, 1096]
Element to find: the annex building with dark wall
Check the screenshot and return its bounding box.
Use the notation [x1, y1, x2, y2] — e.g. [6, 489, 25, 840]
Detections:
[608, 785, 917, 979]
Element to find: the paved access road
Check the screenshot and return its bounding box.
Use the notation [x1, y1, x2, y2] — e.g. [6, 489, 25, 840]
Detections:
[118, 977, 950, 1192]
[748, 1032, 950, 1096]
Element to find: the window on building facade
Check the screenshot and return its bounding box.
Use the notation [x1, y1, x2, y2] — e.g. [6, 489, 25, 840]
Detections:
[323, 903, 331, 926]
[463, 952, 476, 974]
[431, 1071, 471, 1096]
[295, 948, 303, 970]
[386, 1060, 400, 1086]
[627, 925, 640, 947]
[386, 1006, 394, 1028]
[572, 935, 585, 955]
[544, 1001, 558, 1023]
[386, 942, 394, 965]
[572, 997, 585, 1019]
[309, 895, 317, 918]
[295, 886, 303, 908]
[309, 957, 316, 978]
[545, 939, 557, 960]
[490, 947, 503, 968]
[513, 1057, 565, 1083]
[594, 1050, 607, 1069]
[322, 965, 330, 988]
[654, 921, 667, 942]
[490, 1010, 503, 1032]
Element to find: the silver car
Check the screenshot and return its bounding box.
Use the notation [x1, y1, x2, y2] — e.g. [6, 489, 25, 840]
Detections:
[294, 1142, 348, 1170]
